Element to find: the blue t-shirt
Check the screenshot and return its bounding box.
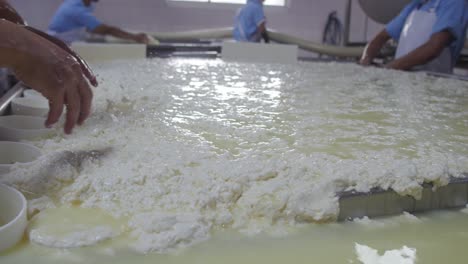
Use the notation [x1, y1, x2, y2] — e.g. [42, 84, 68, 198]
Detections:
[233, 0, 266, 42]
[386, 0, 468, 65]
[48, 0, 101, 33]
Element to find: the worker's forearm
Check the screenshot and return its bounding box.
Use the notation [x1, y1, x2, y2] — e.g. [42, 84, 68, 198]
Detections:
[93, 25, 137, 41]
[258, 22, 266, 35]
[0, 0, 26, 25]
[388, 43, 444, 70]
[388, 31, 451, 71]
[24, 25, 98, 86]
[361, 30, 391, 62]
[262, 30, 270, 43]
[0, 20, 68, 73]
[0, 20, 31, 69]
[108, 27, 138, 41]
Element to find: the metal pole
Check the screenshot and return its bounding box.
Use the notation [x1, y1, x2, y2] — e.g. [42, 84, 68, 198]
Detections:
[343, 0, 352, 46]
[363, 15, 369, 42]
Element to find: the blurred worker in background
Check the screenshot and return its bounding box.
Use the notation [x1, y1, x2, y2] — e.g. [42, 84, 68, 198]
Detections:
[233, 0, 270, 43]
[48, 0, 150, 44]
[360, 0, 468, 74]
[0, 0, 96, 134]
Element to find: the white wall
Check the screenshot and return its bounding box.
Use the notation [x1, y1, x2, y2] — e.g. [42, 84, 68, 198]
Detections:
[9, 0, 384, 44]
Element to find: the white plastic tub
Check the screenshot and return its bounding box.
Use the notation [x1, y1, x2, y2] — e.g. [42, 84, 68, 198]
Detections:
[0, 184, 28, 252]
[0, 141, 41, 175]
[23, 89, 44, 99]
[11, 97, 49, 117]
[0, 115, 53, 141]
[71, 43, 147, 63]
[222, 42, 298, 64]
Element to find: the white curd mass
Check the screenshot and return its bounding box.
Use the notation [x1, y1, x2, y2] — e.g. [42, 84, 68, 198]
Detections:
[1, 59, 467, 253]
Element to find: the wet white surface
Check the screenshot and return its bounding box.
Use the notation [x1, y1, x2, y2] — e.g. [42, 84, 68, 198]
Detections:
[1, 58, 467, 255]
[3, 209, 468, 263]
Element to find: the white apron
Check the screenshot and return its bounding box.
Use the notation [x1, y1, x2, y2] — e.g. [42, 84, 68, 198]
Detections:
[47, 28, 87, 45]
[395, 0, 453, 74]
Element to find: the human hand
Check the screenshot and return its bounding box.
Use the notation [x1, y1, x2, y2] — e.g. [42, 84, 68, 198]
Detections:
[25, 26, 98, 87]
[0, 1, 97, 88]
[10, 26, 94, 134]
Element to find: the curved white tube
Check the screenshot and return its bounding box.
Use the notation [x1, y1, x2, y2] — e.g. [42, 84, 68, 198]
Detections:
[267, 31, 363, 58]
[104, 27, 365, 58]
[151, 27, 233, 41]
[150, 28, 363, 58]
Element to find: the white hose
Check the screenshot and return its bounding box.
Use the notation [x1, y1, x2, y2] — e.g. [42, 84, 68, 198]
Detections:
[149, 28, 364, 58]
[267, 31, 363, 58]
[104, 27, 365, 58]
[151, 27, 233, 41]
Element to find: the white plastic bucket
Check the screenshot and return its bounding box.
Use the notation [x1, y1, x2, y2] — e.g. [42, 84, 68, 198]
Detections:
[0, 115, 53, 141]
[0, 184, 28, 252]
[0, 141, 41, 175]
[11, 97, 49, 117]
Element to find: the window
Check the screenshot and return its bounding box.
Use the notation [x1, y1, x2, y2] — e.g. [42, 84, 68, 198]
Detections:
[169, 0, 286, 7]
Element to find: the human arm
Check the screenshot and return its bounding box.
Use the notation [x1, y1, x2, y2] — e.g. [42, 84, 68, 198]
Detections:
[359, 1, 417, 66]
[387, 0, 465, 70]
[262, 30, 270, 43]
[258, 22, 269, 43]
[0, 20, 93, 134]
[0, 0, 98, 86]
[91, 24, 150, 44]
[386, 31, 453, 70]
[0, 0, 25, 25]
[250, 4, 267, 43]
[25, 26, 98, 86]
[71, 7, 149, 44]
[359, 30, 392, 65]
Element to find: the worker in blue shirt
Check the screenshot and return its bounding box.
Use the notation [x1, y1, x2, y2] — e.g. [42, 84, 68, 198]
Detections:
[48, 0, 150, 44]
[233, 0, 270, 43]
[360, 0, 468, 74]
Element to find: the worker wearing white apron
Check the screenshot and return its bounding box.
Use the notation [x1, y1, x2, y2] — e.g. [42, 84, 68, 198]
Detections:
[360, 0, 468, 74]
[48, 0, 150, 45]
[233, 0, 269, 43]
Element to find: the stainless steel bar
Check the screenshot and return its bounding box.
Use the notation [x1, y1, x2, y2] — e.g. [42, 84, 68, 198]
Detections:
[338, 174, 468, 221]
[0, 82, 25, 116]
[343, 0, 352, 46]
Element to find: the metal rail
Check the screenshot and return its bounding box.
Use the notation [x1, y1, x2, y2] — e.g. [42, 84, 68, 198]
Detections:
[0, 82, 24, 116]
[338, 174, 468, 221]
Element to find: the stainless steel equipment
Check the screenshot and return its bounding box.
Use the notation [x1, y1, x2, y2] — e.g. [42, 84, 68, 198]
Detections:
[358, 0, 411, 24]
